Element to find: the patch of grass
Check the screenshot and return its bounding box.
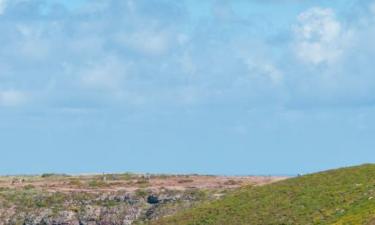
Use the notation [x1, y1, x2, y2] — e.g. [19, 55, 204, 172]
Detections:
[41, 173, 70, 178]
[68, 178, 84, 187]
[184, 189, 208, 201]
[135, 188, 149, 198]
[153, 164, 375, 225]
[223, 179, 242, 186]
[87, 179, 110, 188]
[0, 189, 67, 210]
[22, 184, 35, 190]
[119, 172, 135, 180]
[136, 178, 150, 188]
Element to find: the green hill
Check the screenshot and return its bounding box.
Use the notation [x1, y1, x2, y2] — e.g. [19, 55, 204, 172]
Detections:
[152, 164, 375, 225]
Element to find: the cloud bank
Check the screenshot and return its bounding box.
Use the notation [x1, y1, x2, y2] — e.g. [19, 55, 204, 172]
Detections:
[0, 0, 375, 111]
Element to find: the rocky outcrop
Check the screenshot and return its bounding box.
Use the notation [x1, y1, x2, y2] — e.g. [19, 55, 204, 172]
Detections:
[1, 174, 280, 225]
[0, 189, 210, 225]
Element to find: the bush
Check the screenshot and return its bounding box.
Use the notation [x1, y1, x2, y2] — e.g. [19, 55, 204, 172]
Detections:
[23, 185, 35, 190]
[178, 179, 194, 184]
[135, 189, 148, 198]
[88, 180, 109, 188]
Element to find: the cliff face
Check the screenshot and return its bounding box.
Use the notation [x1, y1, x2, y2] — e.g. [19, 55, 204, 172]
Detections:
[0, 174, 285, 225]
[0, 188, 213, 225]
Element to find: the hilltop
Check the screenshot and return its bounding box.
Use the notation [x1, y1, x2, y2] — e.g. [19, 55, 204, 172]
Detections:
[0, 173, 283, 225]
[153, 164, 375, 225]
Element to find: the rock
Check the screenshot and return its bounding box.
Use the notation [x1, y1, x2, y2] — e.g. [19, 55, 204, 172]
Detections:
[0, 188, 209, 225]
[147, 195, 159, 204]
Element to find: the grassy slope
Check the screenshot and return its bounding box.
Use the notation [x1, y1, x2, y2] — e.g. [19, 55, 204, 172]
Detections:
[153, 164, 375, 225]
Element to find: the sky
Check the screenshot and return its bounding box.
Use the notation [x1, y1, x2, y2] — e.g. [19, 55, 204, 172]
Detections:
[1, 0, 375, 175]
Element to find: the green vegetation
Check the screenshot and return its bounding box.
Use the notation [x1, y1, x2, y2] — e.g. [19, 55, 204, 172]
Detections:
[0, 188, 67, 211]
[136, 178, 151, 187]
[135, 188, 149, 198]
[68, 178, 83, 187]
[153, 164, 375, 225]
[0, 172, 245, 224]
[6, 165, 375, 224]
[87, 179, 110, 188]
[41, 173, 69, 178]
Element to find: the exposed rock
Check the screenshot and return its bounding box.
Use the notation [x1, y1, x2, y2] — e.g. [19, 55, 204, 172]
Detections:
[147, 195, 159, 204]
[0, 174, 284, 224]
[0, 190, 210, 225]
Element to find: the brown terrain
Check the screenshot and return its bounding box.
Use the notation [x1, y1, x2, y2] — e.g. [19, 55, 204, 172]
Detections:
[0, 173, 288, 225]
[0, 173, 287, 193]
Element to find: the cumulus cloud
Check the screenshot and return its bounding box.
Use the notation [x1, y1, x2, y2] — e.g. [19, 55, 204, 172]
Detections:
[1, 0, 375, 112]
[79, 56, 130, 92]
[0, 90, 27, 107]
[243, 59, 283, 86]
[293, 7, 352, 65]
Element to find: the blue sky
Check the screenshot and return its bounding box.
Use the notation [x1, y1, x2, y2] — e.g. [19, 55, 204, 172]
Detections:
[1, 0, 375, 175]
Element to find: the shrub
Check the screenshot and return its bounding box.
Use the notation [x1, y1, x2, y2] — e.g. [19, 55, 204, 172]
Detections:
[178, 179, 194, 184]
[135, 189, 148, 198]
[87, 180, 109, 188]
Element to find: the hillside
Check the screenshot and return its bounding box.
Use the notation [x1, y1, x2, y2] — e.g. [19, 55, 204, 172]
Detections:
[0, 173, 283, 225]
[153, 164, 375, 225]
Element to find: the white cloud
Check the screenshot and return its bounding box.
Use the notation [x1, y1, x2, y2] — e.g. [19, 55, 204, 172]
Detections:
[244, 59, 283, 86]
[114, 29, 172, 56]
[293, 7, 352, 65]
[0, 90, 27, 107]
[1, 0, 375, 111]
[0, 0, 7, 15]
[80, 57, 130, 92]
[5, 24, 54, 61]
